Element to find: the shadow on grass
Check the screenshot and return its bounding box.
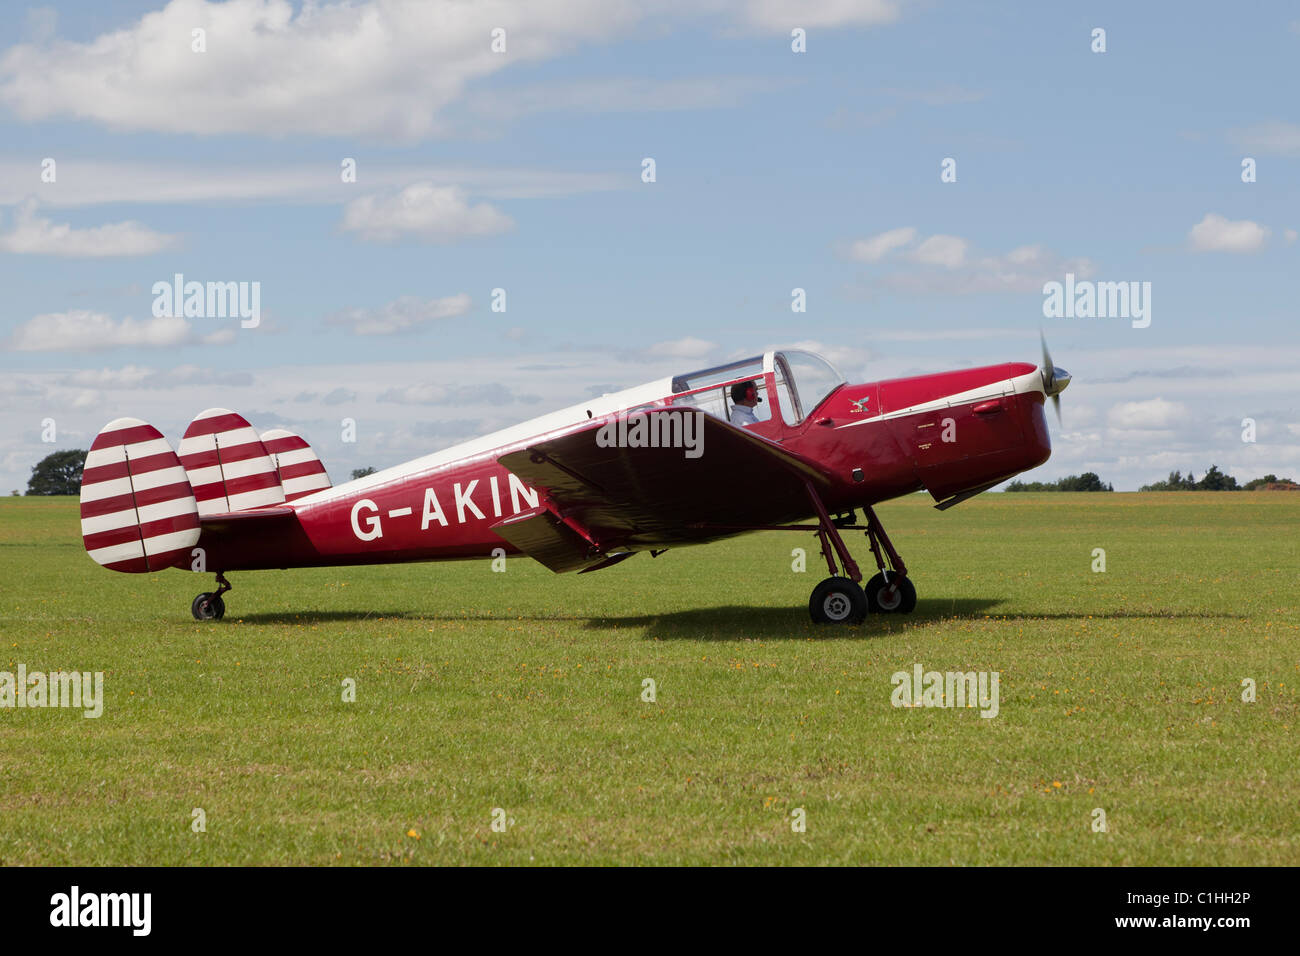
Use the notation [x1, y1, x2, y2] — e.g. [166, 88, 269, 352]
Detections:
[232, 598, 1243, 638]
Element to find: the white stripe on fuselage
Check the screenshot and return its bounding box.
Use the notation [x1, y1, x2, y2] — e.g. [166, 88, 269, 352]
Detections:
[293, 376, 676, 508]
[836, 369, 1045, 429]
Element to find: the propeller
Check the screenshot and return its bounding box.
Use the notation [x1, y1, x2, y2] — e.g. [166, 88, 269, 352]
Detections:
[1039, 331, 1071, 425]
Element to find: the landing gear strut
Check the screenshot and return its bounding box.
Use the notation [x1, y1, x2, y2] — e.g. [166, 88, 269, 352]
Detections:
[805, 482, 915, 624]
[860, 506, 916, 615]
[685, 484, 917, 625]
[191, 572, 231, 621]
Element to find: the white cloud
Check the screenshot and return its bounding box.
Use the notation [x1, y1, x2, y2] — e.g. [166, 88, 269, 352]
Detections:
[908, 234, 968, 268]
[378, 382, 538, 405]
[0, 2, 911, 141]
[777, 340, 872, 378]
[0, 200, 177, 256]
[647, 336, 717, 359]
[340, 185, 513, 243]
[0, 159, 621, 207]
[2, 341, 1298, 493]
[326, 294, 473, 335]
[849, 226, 916, 262]
[0, 0, 646, 140]
[737, 0, 902, 30]
[1189, 213, 1269, 253]
[61, 365, 253, 389]
[1229, 120, 1300, 157]
[1107, 398, 1190, 431]
[855, 228, 1094, 295]
[7, 310, 231, 352]
[1285, 228, 1297, 244]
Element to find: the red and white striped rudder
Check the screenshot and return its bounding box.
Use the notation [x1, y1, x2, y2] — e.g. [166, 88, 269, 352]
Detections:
[80, 417, 201, 573]
[261, 428, 331, 501]
[178, 408, 286, 516]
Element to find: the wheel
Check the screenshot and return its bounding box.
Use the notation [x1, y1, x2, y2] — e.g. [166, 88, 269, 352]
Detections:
[808, 576, 868, 625]
[865, 572, 917, 614]
[191, 592, 225, 621]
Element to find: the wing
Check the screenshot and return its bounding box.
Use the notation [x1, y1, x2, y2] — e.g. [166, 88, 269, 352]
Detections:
[492, 409, 831, 572]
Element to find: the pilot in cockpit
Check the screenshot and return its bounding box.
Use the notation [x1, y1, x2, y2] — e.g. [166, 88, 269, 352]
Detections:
[729, 380, 763, 426]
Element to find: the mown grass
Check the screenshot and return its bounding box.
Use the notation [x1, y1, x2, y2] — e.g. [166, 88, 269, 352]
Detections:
[0, 492, 1297, 865]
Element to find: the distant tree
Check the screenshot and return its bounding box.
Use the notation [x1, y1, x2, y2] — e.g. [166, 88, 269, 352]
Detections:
[1005, 472, 1112, 492]
[1195, 464, 1238, 491]
[1242, 474, 1295, 491]
[1003, 478, 1045, 494]
[1142, 466, 1245, 491]
[1141, 469, 1197, 491]
[350, 467, 376, 480]
[1057, 472, 1113, 492]
[26, 449, 87, 496]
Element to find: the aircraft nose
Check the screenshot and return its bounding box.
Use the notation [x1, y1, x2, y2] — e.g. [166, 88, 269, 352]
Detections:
[1047, 366, 1071, 397]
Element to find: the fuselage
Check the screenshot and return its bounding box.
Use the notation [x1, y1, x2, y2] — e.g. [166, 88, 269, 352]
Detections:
[199, 351, 1052, 571]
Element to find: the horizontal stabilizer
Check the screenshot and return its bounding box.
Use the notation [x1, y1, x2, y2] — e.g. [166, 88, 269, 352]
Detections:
[80, 417, 200, 573]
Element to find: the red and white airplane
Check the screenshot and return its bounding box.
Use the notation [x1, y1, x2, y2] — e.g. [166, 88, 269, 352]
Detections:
[79, 343, 1070, 625]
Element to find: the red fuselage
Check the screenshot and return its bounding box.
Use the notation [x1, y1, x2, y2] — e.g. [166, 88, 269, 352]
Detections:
[198, 360, 1051, 573]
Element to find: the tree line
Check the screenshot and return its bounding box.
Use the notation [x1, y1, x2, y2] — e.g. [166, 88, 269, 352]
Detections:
[12, 449, 1300, 497]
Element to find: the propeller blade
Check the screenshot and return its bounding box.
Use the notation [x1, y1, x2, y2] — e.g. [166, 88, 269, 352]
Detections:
[1040, 330, 1055, 395]
[1039, 330, 1069, 426]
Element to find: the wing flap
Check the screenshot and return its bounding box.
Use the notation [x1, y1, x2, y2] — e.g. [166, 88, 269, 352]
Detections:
[490, 506, 600, 574]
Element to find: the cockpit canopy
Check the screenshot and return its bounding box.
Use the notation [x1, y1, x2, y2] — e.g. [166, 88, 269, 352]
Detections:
[670, 349, 846, 427]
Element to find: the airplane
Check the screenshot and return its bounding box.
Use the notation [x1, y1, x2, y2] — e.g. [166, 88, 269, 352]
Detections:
[78, 340, 1070, 626]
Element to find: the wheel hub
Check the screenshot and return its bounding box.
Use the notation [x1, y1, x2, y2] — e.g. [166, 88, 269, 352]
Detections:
[823, 593, 851, 620]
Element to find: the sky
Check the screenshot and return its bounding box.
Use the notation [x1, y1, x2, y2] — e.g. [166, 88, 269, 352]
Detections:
[1, 0, 1297, 493]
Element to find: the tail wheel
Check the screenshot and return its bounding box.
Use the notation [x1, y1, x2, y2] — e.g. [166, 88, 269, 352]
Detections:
[865, 572, 916, 614]
[809, 576, 868, 625]
[191, 592, 225, 621]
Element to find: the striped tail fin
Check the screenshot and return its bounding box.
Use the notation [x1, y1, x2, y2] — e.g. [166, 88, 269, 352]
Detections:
[261, 428, 331, 501]
[80, 418, 201, 573]
[178, 408, 286, 516]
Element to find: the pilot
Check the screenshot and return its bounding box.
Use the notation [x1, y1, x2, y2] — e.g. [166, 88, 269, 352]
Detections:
[729, 380, 763, 426]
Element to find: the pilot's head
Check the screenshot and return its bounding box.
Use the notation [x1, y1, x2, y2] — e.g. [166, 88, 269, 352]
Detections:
[731, 380, 761, 407]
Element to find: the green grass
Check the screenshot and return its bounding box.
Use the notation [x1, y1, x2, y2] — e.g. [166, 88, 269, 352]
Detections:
[1, 492, 1298, 865]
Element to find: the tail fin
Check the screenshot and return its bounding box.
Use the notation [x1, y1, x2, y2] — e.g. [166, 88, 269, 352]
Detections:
[178, 408, 286, 516]
[261, 428, 331, 501]
[80, 417, 200, 572]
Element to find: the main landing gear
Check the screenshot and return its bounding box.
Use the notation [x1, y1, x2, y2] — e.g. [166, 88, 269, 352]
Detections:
[804, 482, 915, 625]
[191, 572, 231, 621]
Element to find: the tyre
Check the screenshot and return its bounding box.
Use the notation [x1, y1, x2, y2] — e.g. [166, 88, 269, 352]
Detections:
[191, 592, 226, 621]
[865, 572, 916, 614]
[808, 576, 868, 625]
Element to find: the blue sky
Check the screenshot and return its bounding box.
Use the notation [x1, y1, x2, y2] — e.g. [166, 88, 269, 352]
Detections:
[2, 0, 1297, 492]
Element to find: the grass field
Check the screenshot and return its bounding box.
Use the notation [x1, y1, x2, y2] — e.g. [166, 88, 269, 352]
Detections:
[1, 492, 1297, 866]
